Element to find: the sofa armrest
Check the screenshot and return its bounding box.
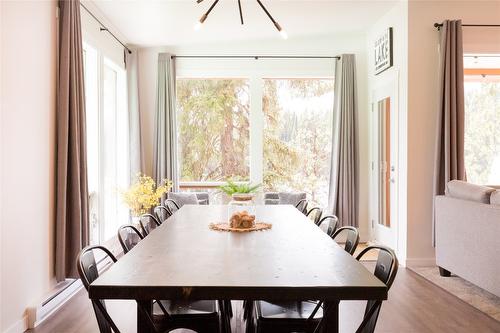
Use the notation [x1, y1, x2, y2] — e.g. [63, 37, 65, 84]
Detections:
[435, 195, 500, 297]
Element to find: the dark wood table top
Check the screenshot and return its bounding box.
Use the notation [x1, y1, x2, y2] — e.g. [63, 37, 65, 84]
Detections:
[89, 205, 387, 301]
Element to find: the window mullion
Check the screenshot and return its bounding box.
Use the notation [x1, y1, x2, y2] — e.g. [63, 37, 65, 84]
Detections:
[249, 75, 264, 185]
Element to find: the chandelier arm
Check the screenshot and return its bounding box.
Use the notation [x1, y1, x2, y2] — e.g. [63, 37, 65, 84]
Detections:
[199, 0, 220, 24]
[238, 0, 244, 25]
[255, 0, 281, 31]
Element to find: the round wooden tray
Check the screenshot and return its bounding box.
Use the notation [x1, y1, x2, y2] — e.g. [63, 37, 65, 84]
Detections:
[209, 222, 272, 232]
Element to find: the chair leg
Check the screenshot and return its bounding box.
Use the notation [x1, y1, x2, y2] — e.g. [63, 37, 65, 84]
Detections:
[226, 300, 233, 318]
[439, 266, 451, 277]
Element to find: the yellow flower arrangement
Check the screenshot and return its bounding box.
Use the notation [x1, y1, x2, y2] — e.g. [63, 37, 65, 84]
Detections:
[121, 173, 172, 216]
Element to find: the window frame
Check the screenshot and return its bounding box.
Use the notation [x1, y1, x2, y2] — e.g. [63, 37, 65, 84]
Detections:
[175, 58, 335, 191]
[463, 54, 500, 186]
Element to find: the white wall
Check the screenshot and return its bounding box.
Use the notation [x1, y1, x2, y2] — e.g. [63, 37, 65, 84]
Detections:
[406, 0, 500, 266]
[366, 1, 408, 263]
[137, 34, 372, 240]
[0, 1, 57, 332]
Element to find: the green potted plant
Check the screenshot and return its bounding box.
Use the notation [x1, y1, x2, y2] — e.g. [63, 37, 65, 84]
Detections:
[218, 179, 261, 205]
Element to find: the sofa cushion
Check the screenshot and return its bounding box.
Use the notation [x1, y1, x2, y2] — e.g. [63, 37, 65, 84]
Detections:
[490, 190, 500, 205]
[445, 180, 495, 204]
[167, 192, 199, 207]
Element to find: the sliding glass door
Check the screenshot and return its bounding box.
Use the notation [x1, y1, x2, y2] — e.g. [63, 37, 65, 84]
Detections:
[83, 42, 130, 244]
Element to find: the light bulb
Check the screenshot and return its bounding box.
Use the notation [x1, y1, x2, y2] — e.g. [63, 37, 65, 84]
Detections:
[194, 21, 203, 31]
[280, 29, 288, 40]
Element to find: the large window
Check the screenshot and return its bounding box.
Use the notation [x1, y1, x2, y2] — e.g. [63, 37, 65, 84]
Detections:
[176, 75, 334, 207]
[464, 55, 500, 185]
[263, 79, 334, 205]
[83, 42, 129, 244]
[176, 79, 250, 182]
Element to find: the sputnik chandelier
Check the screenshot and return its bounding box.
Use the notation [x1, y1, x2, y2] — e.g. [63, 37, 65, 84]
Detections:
[194, 0, 288, 39]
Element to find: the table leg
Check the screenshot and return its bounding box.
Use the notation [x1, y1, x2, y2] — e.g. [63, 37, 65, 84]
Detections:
[322, 300, 339, 333]
[137, 300, 153, 333]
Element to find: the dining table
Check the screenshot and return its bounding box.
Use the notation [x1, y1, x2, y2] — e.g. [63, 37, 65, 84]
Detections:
[89, 204, 387, 333]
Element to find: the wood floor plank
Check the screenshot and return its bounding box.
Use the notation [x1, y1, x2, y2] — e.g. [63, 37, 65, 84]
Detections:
[29, 267, 500, 333]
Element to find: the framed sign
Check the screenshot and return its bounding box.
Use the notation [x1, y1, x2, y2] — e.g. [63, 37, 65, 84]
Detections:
[374, 27, 393, 75]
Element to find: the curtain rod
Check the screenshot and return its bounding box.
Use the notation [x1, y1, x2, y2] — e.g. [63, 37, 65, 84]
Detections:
[171, 55, 340, 60]
[464, 55, 500, 58]
[434, 23, 500, 30]
[80, 3, 132, 54]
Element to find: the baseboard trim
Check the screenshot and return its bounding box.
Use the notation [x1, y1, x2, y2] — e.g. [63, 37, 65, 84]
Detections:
[26, 279, 83, 329]
[406, 257, 436, 267]
[4, 315, 28, 333]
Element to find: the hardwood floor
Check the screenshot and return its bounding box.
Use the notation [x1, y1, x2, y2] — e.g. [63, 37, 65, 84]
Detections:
[29, 266, 500, 333]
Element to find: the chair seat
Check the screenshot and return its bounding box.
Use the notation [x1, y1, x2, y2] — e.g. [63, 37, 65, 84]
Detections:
[154, 300, 218, 317]
[257, 300, 323, 320]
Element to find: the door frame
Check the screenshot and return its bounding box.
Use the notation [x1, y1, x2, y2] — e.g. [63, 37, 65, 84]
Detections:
[370, 71, 399, 252]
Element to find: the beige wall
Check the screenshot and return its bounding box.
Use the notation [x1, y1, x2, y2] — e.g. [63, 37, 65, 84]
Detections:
[406, 0, 500, 265]
[0, 1, 57, 332]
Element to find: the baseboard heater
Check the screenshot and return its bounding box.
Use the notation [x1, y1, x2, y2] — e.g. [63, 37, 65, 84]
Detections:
[26, 237, 123, 329]
[26, 278, 83, 329]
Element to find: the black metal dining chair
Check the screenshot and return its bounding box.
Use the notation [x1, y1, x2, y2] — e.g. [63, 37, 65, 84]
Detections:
[154, 205, 171, 224]
[331, 226, 360, 255]
[295, 199, 308, 214]
[353, 245, 399, 333]
[306, 207, 323, 225]
[117, 225, 144, 254]
[317, 215, 339, 237]
[139, 213, 161, 236]
[77, 245, 222, 333]
[249, 245, 399, 333]
[76, 245, 122, 333]
[313, 245, 399, 333]
[165, 199, 181, 214]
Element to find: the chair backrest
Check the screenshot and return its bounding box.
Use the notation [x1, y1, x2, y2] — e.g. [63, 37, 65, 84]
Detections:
[306, 207, 323, 225]
[317, 215, 338, 237]
[195, 192, 210, 205]
[165, 199, 181, 214]
[263, 192, 278, 205]
[76, 246, 120, 333]
[154, 205, 171, 223]
[331, 226, 360, 255]
[264, 192, 279, 200]
[139, 213, 161, 236]
[167, 192, 208, 207]
[295, 199, 309, 214]
[117, 225, 144, 254]
[355, 245, 399, 333]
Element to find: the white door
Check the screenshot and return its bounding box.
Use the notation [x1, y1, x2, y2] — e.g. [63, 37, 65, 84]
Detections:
[370, 76, 398, 250]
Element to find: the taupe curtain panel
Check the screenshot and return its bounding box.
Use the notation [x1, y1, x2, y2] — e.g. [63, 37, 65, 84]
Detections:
[55, 0, 89, 281]
[328, 54, 358, 228]
[126, 50, 144, 181]
[433, 20, 466, 245]
[154, 53, 179, 191]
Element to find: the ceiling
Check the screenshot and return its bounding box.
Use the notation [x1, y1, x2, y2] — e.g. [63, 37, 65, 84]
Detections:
[86, 0, 399, 47]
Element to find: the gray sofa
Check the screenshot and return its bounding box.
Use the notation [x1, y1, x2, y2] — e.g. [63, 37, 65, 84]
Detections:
[435, 180, 500, 297]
